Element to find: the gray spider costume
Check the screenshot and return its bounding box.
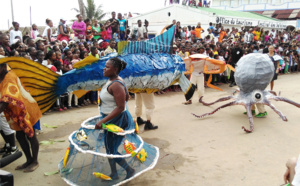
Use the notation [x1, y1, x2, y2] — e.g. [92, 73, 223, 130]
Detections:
[193, 53, 300, 133]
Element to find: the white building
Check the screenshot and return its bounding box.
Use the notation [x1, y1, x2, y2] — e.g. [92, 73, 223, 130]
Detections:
[128, 4, 291, 38]
[212, 0, 300, 10]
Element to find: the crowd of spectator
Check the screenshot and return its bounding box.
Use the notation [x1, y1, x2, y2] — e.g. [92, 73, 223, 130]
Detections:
[169, 0, 211, 7]
[0, 12, 299, 107]
[171, 20, 300, 88]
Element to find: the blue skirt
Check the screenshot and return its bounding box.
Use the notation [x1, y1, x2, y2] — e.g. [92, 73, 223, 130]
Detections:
[101, 109, 135, 162]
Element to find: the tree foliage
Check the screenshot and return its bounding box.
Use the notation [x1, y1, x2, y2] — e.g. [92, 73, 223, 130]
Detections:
[72, 0, 106, 21]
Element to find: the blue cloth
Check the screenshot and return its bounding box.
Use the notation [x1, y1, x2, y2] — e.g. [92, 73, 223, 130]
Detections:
[33, 120, 41, 130]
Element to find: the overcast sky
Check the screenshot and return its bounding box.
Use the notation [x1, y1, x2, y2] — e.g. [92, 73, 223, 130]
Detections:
[0, 0, 169, 30]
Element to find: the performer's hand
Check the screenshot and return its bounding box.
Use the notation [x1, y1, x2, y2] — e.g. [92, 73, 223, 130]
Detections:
[95, 122, 103, 129]
[284, 168, 290, 184]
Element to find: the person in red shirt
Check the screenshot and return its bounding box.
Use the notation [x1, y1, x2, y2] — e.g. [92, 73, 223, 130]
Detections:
[56, 51, 63, 64]
[85, 19, 93, 41]
[100, 24, 109, 41]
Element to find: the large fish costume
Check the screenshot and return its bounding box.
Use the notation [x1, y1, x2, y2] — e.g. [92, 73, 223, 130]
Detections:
[0, 26, 195, 113]
[0, 26, 193, 185]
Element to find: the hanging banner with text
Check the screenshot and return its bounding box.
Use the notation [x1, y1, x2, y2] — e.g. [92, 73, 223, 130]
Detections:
[216, 16, 287, 29]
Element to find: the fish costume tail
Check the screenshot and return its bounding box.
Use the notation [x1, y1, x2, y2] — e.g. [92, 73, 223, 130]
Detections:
[0, 57, 60, 113]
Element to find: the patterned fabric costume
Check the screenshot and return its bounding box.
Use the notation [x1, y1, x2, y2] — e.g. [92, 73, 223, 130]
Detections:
[0, 71, 41, 137]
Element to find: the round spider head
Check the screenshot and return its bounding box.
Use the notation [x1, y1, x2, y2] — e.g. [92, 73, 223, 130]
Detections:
[235, 53, 274, 93]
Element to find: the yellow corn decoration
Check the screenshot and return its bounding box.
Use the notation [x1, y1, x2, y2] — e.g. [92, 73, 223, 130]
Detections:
[134, 119, 139, 134]
[63, 147, 70, 168]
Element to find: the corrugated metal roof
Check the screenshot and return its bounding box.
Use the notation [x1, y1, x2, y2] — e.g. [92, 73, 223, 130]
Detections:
[252, 9, 300, 20]
[289, 9, 300, 19]
[262, 11, 275, 17]
[274, 9, 293, 19]
[262, 11, 275, 15]
[196, 7, 278, 21]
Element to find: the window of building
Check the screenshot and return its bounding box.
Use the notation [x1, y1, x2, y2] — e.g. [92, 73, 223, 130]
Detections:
[230, 0, 235, 6]
[220, 0, 229, 6]
[239, 0, 243, 5]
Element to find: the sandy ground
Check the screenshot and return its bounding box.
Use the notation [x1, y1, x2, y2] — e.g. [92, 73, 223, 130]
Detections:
[1, 73, 300, 186]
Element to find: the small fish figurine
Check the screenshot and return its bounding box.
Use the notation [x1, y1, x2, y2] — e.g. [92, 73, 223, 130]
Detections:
[124, 139, 136, 154]
[63, 147, 70, 168]
[136, 149, 148, 163]
[75, 129, 87, 141]
[102, 123, 124, 133]
[124, 139, 148, 163]
[93, 172, 112, 181]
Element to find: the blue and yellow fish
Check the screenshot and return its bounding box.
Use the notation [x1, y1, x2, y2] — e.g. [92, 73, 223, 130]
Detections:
[0, 26, 195, 113]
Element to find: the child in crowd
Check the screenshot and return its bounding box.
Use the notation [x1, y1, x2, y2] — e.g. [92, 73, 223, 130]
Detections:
[53, 61, 67, 111]
[71, 54, 80, 64]
[89, 46, 100, 58]
[56, 51, 63, 64]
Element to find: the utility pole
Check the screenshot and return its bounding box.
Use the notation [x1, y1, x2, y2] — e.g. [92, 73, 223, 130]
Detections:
[30, 6, 32, 26]
[11, 0, 14, 22]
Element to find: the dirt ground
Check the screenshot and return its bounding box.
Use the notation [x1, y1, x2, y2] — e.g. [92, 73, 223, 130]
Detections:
[2, 73, 300, 186]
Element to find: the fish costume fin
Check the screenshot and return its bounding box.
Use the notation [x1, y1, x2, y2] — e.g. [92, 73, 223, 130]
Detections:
[73, 90, 90, 98]
[178, 74, 196, 101]
[73, 55, 99, 69]
[118, 26, 175, 55]
[0, 57, 59, 113]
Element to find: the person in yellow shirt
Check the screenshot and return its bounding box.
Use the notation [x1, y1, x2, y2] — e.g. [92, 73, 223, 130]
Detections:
[195, 22, 204, 39]
[234, 28, 240, 42]
[213, 45, 218, 55]
[255, 28, 261, 41]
